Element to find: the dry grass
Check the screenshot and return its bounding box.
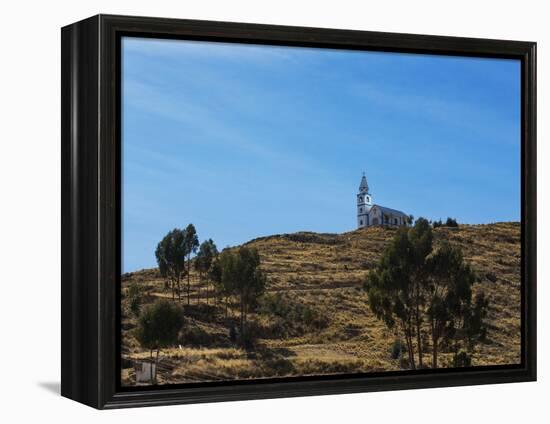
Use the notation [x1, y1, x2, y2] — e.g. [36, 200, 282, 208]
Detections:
[121, 222, 521, 386]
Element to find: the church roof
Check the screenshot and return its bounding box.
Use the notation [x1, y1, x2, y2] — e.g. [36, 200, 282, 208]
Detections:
[359, 174, 369, 192]
[373, 204, 408, 217]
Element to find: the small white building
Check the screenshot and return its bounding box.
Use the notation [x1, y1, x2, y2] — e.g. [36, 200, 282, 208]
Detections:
[356, 173, 409, 228]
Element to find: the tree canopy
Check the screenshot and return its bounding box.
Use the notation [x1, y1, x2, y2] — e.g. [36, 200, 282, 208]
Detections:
[218, 246, 266, 342]
[155, 228, 187, 301]
[135, 299, 184, 383]
[183, 224, 199, 304]
[195, 238, 218, 275]
[365, 218, 489, 369]
[195, 239, 219, 304]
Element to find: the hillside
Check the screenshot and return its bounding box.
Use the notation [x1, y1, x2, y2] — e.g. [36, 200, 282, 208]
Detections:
[121, 222, 521, 385]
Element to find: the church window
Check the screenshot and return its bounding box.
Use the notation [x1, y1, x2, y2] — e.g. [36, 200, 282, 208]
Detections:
[360, 220, 363, 225]
[360, 207, 363, 212]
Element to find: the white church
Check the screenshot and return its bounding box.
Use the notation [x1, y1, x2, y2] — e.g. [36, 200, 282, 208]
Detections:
[356, 173, 409, 229]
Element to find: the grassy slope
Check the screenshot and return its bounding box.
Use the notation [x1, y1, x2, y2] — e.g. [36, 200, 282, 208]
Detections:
[121, 222, 521, 385]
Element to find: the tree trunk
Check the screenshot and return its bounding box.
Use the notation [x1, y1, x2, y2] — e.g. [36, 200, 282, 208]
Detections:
[416, 319, 423, 368]
[149, 349, 154, 384]
[201, 271, 202, 303]
[415, 284, 423, 369]
[155, 348, 160, 384]
[243, 299, 248, 340]
[407, 316, 417, 370]
[402, 322, 415, 370]
[406, 332, 415, 370]
[240, 294, 244, 337]
[432, 336, 438, 369]
[187, 255, 191, 305]
[453, 329, 460, 365]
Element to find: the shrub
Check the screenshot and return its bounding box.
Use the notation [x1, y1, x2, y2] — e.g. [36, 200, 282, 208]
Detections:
[445, 217, 459, 227]
[238, 325, 257, 349]
[453, 350, 472, 367]
[135, 299, 184, 383]
[432, 217, 458, 228]
[485, 272, 498, 283]
[301, 306, 329, 329]
[360, 260, 370, 270]
[263, 357, 295, 376]
[229, 325, 237, 343]
[127, 282, 144, 317]
[259, 293, 329, 337]
[178, 323, 214, 346]
[282, 232, 341, 245]
[390, 338, 407, 360]
[136, 300, 183, 351]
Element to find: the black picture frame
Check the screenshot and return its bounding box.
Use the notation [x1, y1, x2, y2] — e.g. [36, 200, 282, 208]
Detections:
[61, 14, 537, 409]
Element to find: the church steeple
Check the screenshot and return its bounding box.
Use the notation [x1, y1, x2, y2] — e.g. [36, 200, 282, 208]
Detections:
[357, 173, 373, 228]
[359, 172, 369, 194]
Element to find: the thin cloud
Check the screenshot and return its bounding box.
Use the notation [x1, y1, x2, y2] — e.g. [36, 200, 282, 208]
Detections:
[349, 81, 519, 144]
[123, 79, 322, 175]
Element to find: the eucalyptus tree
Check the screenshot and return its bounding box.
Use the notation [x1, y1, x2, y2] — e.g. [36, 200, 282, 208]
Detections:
[407, 217, 433, 369]
[208, 256, 226, 313]
[183, 224, 199, 305]
[155, 228, 187, 301]
[366, 219, 435, 369]
[195, 238, 218, 304]
[426, 242, 476, 368]
[365, 227, 418, 369]
[219, 247, 266, 339]
[366, 218, 489, 369]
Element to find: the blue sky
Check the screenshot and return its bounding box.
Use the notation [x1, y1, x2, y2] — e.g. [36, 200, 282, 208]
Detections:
[122, 37, 521, 272]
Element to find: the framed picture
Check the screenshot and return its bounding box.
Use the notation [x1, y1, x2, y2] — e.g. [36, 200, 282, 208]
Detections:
[61, 14, 536, 409]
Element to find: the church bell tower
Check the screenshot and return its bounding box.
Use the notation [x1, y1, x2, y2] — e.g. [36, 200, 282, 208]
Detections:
[357, 173, 372, 228]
